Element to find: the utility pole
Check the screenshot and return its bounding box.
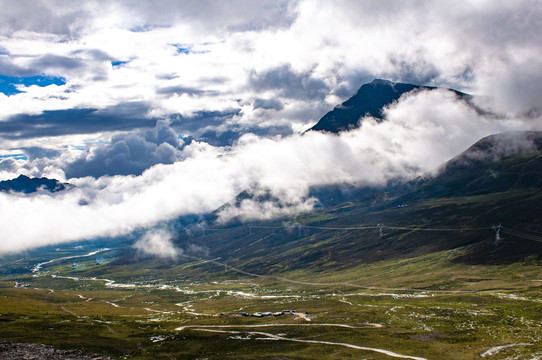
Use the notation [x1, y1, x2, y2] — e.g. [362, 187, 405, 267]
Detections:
[378, 223, 384, 238]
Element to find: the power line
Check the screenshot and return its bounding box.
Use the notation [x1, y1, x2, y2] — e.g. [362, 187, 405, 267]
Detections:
[191, 221, 542, 238]
[501, 226, 542, 243]
[192, 223, 493, 237]
[304, 225, 381, 230]
[249, 225, 284, 229]
[508, 228, 542, 236]
[382, 225, 490, 232]
[253, 224, 489, 232]
[205, 228, 238, 232]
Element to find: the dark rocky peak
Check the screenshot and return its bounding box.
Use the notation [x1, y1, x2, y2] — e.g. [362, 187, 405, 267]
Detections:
[309, 79, 468, 133]
[0, 174, 71, 194]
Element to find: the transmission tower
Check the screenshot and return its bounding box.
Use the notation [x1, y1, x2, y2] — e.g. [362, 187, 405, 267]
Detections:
[492, 224, 502, 245]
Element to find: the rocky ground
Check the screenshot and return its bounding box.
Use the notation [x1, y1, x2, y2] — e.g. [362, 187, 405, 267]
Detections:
[0, 340, 114, 359]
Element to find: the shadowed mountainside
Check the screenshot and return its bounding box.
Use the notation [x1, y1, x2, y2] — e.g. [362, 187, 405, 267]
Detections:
[210, 131, 542, 267]
[0, 174, 70, 194]
[101, 131, 542, 279]
[309, 79, 469, 133]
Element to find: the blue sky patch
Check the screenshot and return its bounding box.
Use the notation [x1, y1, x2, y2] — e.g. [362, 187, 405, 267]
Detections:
[111, 60, 130, 68]
[0, 74, 66, 96]
[0, 153, 28, 161]
[169, 44, 210, 55]
[171, 44, 192, 54]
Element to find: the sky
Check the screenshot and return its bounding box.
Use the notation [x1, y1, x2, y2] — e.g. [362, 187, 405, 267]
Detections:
[0, 0, 541, 254]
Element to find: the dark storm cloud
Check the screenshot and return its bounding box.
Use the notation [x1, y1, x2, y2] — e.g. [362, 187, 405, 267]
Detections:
[31, 54, 85, 71]
[64, 120, 182, 178]
[330, 70, 374, 100]
[198, 123, 294, 147]
[253, 98, 284, 111]
[0, 157, 17, 171]
[70, 49, 112, 61]
[0, 0, 296, 36]
[0, 0, 88, 36]
[197, 129, 241, 147]
[0, 103, 156, 139]
[121, 0, 297, 32]
[61, 106, 295, 176]
[0, 52, 98, 81]
[169, 109, 244, 147]
[156, 86, 207, 96]
[0, 103, 245, 152]
[250, 65, 329, 101]
[245, 124, 294, 138]
[0, 57, 38, 77]
[20, 147, 61, 161]
[387, 56, 440, 85]
[169, 110, 241, 134]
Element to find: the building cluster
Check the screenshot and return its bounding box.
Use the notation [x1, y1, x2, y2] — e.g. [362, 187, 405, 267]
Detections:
[233, 310, 299, 317]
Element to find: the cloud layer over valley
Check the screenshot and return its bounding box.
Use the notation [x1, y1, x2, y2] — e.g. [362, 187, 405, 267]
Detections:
[1, 89, 537, 253]
[0, 1, 541, 253]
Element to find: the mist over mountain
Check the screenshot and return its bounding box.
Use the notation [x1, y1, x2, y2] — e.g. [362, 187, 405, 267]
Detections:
[392, 131, 542, 201]
[309, 79, 470, 133]
[161, 130, 542, 272]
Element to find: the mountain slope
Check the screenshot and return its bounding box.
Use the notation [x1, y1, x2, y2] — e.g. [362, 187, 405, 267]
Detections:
[90, 131, 542, 285]
[396, 131, 542, 201]
[170, 131, 542, 273]
[309, 79, 468, 133]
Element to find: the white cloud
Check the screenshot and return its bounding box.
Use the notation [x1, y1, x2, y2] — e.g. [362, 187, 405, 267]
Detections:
[133, 228, 179, 259]
[1, 89, 539, 254]
[1, 0, 541, 137]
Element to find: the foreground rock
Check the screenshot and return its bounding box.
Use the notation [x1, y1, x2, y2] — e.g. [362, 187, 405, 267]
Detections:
[0, 339, 114, 360]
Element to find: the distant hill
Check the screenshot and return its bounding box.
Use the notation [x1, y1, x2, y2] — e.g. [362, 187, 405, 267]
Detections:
[309, 79, 468, 133]
[0, 174, 70, 194]
[395, 131, 542, 201]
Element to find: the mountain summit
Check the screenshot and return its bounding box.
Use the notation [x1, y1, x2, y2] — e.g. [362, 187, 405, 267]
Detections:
[309, 79, 466, 133]
[0, 175, 70, 194]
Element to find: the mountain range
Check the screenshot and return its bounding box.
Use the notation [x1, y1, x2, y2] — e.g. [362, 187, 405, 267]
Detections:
[166, 76, 542, 270]
[164, 129, 542, 274]
[5, 80, 542, 268]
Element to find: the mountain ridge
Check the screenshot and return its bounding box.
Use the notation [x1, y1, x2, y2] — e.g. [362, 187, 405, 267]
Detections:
[167, 130, 542, 272]
[309, 79, 469, 133]
[0, 174, 70, 194]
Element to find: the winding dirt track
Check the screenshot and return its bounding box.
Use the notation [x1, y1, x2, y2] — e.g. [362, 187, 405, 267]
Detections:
[60, 305, 78, 317]
[176, 324, 425, 360]
[175, 323, 382, 331]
